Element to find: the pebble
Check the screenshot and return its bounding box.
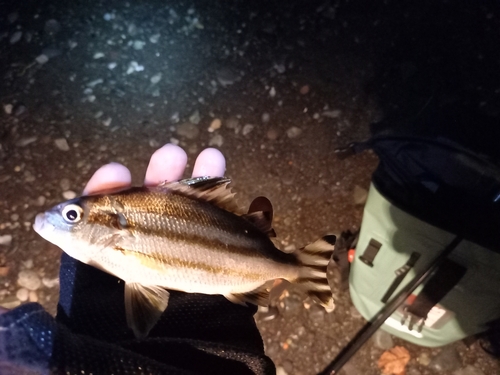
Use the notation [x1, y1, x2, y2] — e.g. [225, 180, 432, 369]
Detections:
[150, 73, 162, 84]
[44, 19, 61, 34]
[16, 136, 37, 147]
[102, 117, 112, 127]
[108, 62, 117, 70]
[322, 110, 342, 118]
[63, 190, 77, 200]
[0, 266, 9, 277]
[42, 276, 59, 288]
[309, 303, 326, 324]
[87, 78, 104, 87]
[262, 113, 270, 123]
[0, 235, 12, 246]
[14, 104, 26, 116]
[29, 291, 38, 302]
[10, 31, 23, 44]
[16, 288, 29, 302]
[0, 296, 21, 309]
[149, 34, 160, 43]
[3, 104, 13, 115]
[17, 270, 41, 291]
[36, 196, 46, 206]
[286, 126, 302, 139]
[417, 352, 431, 366]
[55, 138, 70, 151]
[300, 85, 310, 94]
[127, 61, 144, 74]
[225, 117, 239, 129]
[209, 134, 224, 147]
[282, 292, 302, 313]
[453, 365, 485, 375]
[269, 87, 276, 97]
[274, 63, 286, 74]
[216, 67, 239, 86]
[276, 366, 288, 375]
[103, 13, 115, 21]
[372, 329, 394, 350]
[242, 124, 254, 136]
[258, 305, 279, 321]
[353, 185, 368, 205]
[170, 112, 180, 123]
[177, 122, 199, 139]
[133, 40, 146, 50]
[60, 178, 71, 191]
[189, 110, 201, 125]
[208, 118, 222, 132]
[94, 111, 104, 119]
[429, 346, 462, 372]
[22, 259, 33, 269]
[36, 54, 49, 64]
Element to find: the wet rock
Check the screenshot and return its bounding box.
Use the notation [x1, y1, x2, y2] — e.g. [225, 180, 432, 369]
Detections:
[16, 288, 29, 302]
[60, 178, 71, 191]
[10, 31, 22, 44]
[208, 118, 221, 132]
[29, 291, 38, 302]
[55, 138, 70, 151]
[150, 73, 162, 84]
[17, 270, 41, 291]
[133, 40, 146, 50]
[63, 191, 77, 200]
[242, 124, 254, 136]
[309, 303, 326, 324]
[453, 365, 485, 375]
[417, 352, 431, 366]
[269, 87, 276, 97]
[189, 110, 201, 125]
[353, 185, 368, 205]
[209, 134, 224, 147]
[108, 62, 117, 70]
[177, 122, 199, 139]
[372, 329, 394, 350]
[0, 296, 21, 309]
[44, 19, 61, 34]
[276, 366, 288, 375]
[3, 104, 13, 115]
[36, 54, 49, 64]
[322, 110, 342, 118]
[0, 235, 12, 246]
[286, 126, 302, 139]
[149, 34, 160, 43]
[300, 85, 310, 95]
[429, 346, 461, 372]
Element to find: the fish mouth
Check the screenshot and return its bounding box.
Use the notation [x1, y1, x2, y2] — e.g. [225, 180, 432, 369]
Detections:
[33, 213, 48, 235]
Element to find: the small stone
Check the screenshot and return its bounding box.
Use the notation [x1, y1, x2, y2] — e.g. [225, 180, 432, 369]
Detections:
[225, 117, 239, 129]
[0, 266, 9, 277]
[189, 110, 201, 125]
[208, 118, 222, 132]
[149, 34, 160, 43]
[62, 190, 77, 200]
[13, 104, 26, 116]
[150, 73, 162, 84]
[17, 270, 41, 291]
[177, 122, 199, 139]
[28, 291, 38, 302]
[22, 259, 33, 269]
[60, 178, 71, 191]
[94, 111, 104, 119]
[353, 185, 368, 205]
[242, 124, 254, 136]
[36, 54, 49, 64]
[103, 13, 115, 21]
[322, 110, 342, 118]
[87, 78, 103, 87]
[216, 67, 240, 86]
[10, 31, 23, 44]
[276, 366, 288, 375]
[274, 63, 286, 74]
[282, 292, 302, 313]
[0, 235, 12, 246]
[102, 117, 112, 127]
[417, 352, 431, 366]
[429, 346, 462, 372]
[170, 112, 180, 123]
[149, 139, 160, 148]
[300, 85, 310, 94]
[209, 134, 224, 147]
[133, 40, 146, 50]
[258, 305, 279, 321]
[262, 113, 270, 123]
[16, 136, 37, 147]
[3, 104, 13, 115]
[44, 19, 61, 34]
[42, 277, 59, 288]
[16, 288, 29, 302]
[284, 244, 296, 252]
[286, 126, 302, 139]
[36, 196, 46, 206]
[269, 87, 276, 97]
[108, 62, 117, 70]
[68, 40, 77, 49]
[372, 329, 394, 350]
[88, 95, 96, 102]
[309, 303, 325, 324]
[11, 213, 19, 221]
[0, 296, 21, 309]
[453, 365, 485, 375]
[54, 138, 70, 151]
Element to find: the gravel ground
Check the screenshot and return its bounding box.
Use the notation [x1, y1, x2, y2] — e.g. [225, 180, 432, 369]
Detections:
[1, 1, 499, 374]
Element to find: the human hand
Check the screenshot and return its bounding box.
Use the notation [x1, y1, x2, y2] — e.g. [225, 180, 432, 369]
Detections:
[0, 145, 274, 375]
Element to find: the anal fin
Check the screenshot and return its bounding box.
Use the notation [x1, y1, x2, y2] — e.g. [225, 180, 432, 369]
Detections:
[124, 282, 170, 339]
[226, 285, 271, 307]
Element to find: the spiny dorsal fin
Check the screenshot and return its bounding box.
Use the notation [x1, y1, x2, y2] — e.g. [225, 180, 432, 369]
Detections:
[157, 177, 244, 215]
[241, 196, 276, 236]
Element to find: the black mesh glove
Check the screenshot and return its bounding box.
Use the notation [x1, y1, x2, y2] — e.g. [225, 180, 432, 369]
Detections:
[0, 252, 275, 375]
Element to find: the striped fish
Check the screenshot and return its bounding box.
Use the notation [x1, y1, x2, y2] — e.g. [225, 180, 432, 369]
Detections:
[33, 177, 335, 338]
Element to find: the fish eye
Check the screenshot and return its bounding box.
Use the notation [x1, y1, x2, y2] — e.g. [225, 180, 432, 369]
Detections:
[61, 204, 83, 223]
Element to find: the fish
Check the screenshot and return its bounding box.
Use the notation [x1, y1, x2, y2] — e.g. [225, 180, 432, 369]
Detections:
[33, 176, 335, 339]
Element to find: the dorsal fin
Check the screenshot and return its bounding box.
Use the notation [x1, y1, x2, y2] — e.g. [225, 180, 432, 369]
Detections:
[241, 196, 276, 237]
[157, 177, 244, 214]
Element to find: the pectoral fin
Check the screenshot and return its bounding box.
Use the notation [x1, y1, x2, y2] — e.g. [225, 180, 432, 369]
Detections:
[124, 282, 170, 339]
[225, 285, 271, 307]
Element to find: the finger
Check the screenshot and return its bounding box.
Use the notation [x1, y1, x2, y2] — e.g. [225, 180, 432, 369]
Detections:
[83, 163, 132, 195]
[192, 148, 226, 178]
[144, 144, 188, 186]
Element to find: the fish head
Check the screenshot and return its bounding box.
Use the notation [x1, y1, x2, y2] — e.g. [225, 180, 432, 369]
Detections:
[33, 197, 99, 264]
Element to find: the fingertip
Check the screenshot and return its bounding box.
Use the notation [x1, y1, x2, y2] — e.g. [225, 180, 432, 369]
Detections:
[83, 163, 132, 195]
[192, 148, 226, 178]
[144, 143, 188, 185]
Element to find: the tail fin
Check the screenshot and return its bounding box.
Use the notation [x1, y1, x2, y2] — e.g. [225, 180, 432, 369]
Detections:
[294, 235, 336, 312]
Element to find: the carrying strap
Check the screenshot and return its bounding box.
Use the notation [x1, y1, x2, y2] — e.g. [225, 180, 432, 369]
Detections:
[381, 252, 421, 303]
